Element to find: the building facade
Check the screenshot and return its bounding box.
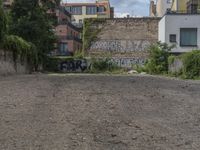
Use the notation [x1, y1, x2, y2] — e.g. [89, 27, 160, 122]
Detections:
[156, 0, 173, 17]
[150, 0, 156, 17]
[171, 0, 189, 12]
[187, 0, 200, 13]
[159, 14, 200, 53]
[54, 7, 82, 56]
[62, 0, 114, 27]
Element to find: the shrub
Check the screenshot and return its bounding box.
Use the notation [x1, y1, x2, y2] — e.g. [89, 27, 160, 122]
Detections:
[73, 49, 84, 59]
[44, 56, 74, 72]
[3, 35, 32, 60]
[3, 35, 38, 70]
[182, 50, 200, 79]
[131, 64, 146, 73]
[0, 0, 7, 43]
[168, 55, 176, 65]
[90, 58, 121, 73]
[145, 42, 172, 74]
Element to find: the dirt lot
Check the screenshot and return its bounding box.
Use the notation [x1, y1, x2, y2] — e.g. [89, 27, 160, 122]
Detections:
[0, 74, 200, 150]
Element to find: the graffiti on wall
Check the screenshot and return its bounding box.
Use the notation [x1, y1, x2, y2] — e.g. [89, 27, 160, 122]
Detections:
[60, 59, 88, 72]
[90, 40, 151, 52]
[59, 57, 146, 72]
[111, 57, 147, 67]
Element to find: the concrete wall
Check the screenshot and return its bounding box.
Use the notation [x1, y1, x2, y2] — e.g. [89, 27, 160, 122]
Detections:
[86, 18, 160, 67]
[0, 50, 29, 76]
[169, 58, 183, 73]
[159, 14, 200, 53]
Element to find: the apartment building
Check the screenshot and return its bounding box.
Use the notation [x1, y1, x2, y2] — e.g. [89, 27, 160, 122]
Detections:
[54, 7, 82, 56]
[62, 0, 114, 27]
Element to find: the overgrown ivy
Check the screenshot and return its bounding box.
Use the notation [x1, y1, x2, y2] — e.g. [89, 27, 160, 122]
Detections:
[3, 35, 38, 70]
[83, 18, 106, 52]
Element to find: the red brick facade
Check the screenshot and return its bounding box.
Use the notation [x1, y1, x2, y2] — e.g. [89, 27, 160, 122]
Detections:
[54, 7, 82, 56]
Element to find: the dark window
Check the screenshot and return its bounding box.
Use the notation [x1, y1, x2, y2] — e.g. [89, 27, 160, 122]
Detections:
[86, 6, 97, 15]
[71, 6, 82, 15]
[169, 34, 176, 43]
[65, 6, 71, 13]
[59, 43, 68, 55]
[98, 6, 105, 13]
[180, 28, 197, 47]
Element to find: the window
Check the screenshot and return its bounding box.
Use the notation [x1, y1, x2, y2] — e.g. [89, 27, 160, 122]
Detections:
[86, 6, 97, 15]
[169, 34, 176, 43]
[180, 28, 197, 47]
[65, 6, 71, 13]
[98, 6, 105, 13]
[60, 43, 68, 55]
[71, 6, 82, 15]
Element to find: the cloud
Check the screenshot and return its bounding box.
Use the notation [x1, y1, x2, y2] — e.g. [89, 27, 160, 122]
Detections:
[63, 0, 150, 17]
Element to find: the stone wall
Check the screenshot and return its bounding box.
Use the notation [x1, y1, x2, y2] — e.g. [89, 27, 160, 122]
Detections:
[0, 50, 29, 76]
[85, 18, 160, 67]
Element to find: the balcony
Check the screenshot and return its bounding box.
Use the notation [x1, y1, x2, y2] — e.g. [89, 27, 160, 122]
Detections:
[58, 36, 82, 43]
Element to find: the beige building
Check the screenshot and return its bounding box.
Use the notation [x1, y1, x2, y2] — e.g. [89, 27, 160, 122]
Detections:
[171, 0, 189, 12]
[62, 0, 114, 27]
[149, 0, 157, 17]
[156, 0, 173, 17]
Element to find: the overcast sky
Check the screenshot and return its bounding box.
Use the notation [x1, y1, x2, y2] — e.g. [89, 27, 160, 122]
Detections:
[63, 0, 150, 17]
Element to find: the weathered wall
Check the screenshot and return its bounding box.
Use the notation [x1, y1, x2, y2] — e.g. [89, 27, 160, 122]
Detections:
[0, 50, 29, 76]
[85, 18, 160, 67]
[60, 59, 88, 72]
[169, 58, 183, 73]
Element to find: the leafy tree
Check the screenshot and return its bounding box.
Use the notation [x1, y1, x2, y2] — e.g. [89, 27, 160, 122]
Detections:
[145, 42, 173, 74]
[10, 0, 60, 66]
[182, 50, 200, 79]
[0, 0, 7, 44]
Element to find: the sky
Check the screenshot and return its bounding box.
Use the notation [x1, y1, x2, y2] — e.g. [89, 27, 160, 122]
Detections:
[63, 0, 150, 17]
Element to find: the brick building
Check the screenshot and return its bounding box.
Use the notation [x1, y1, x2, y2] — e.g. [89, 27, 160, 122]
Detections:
[54, 7, 82, 56]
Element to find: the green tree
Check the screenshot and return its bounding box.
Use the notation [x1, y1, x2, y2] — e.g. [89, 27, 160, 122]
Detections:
[10, 0, 59, 66]
[182, 50, 200, 79]
[0, 0, 7, 44]
[145, 42, 173, 74]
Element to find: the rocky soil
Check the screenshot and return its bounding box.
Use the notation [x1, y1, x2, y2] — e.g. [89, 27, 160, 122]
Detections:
[0, 74, 200, 150]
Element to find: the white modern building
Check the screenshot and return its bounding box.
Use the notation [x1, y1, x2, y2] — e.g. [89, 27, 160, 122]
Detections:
[159, 14, 200, 53]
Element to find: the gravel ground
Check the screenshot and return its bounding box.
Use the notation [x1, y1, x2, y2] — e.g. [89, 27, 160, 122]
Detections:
[0, 74, 200, 150]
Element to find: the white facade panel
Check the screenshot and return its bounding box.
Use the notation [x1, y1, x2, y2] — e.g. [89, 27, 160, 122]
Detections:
[159, 14, 200, 53]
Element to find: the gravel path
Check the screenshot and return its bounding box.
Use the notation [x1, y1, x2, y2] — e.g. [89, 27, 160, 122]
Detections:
[0, 74, 200, 150]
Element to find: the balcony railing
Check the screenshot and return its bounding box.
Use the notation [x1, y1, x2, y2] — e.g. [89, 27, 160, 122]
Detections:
[58, 36, 82, 43]
[166, 9, 200, 14]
